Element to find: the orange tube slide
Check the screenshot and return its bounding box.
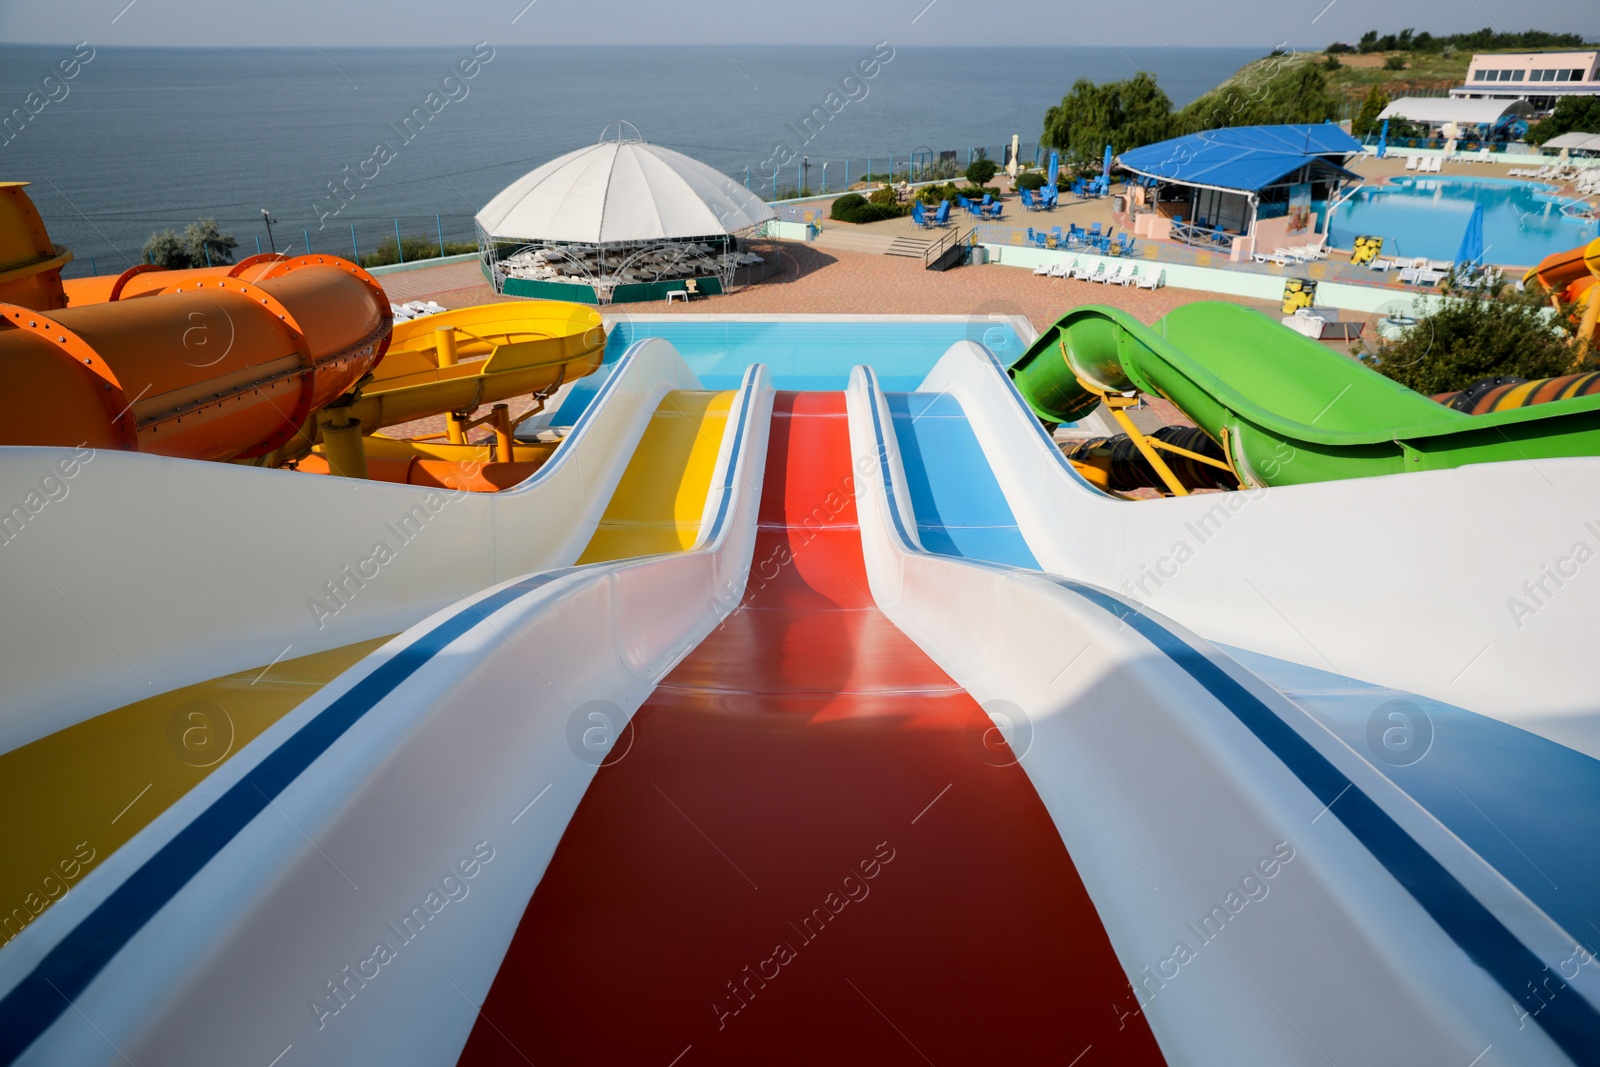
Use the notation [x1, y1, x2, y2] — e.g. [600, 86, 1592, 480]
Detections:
[0, 182, 71, 312]
[0, 255, 391, 461]
[60, 253, 298, 306]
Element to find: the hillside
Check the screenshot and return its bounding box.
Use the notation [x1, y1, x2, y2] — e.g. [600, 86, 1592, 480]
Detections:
[1202, 50, 1469, 114]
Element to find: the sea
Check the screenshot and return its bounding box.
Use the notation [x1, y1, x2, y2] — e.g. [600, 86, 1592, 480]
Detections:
[0, 44, 1262, 276]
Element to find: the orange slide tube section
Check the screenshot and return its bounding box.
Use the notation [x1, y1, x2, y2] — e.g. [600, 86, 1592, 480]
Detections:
[0, 182, 71, 312]
[59, 252, 305, 306]
[460, 393, 1166, 1066]
[0, 255, 391, 461]
[1526, 236, 1600, 344]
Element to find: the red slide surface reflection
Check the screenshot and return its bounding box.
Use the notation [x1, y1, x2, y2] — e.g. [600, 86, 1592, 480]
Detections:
[460, 392, 1165, 1066]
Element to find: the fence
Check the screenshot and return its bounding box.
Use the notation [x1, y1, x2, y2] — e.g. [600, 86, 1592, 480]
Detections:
[738, 141, 1058, 200]
[58, 138, 1077, 276]
[58, 213, 484, 280]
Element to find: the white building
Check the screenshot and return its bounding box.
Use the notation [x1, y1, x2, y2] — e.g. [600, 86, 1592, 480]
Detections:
[1451, 51, 1600, 111]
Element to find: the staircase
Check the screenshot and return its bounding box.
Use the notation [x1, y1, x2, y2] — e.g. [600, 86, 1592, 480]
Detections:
[886, 235, 933, 258]
[811, 227, 932, 259]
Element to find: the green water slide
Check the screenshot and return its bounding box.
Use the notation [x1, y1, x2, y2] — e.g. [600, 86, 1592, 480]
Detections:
[1009, 302, 1600, 487]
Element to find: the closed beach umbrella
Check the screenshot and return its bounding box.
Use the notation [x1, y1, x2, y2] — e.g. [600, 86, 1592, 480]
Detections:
[1048, 150, 1059, 186]
[1457, 202, 1485, 266]
[1376, 119, 1388, 159]
[1102, 143, 1113, 180]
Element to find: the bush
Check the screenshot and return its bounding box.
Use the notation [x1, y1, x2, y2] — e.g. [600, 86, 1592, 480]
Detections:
[1383, 55, 1407, 70]
[1015, 171, 1048, 191]
[141, 218, 238, 269]
[1322, 54, 1342, 70]
[1362, 281, 1596, 395]
[829, 193, 908, 224]
[965, 158, 999, 186]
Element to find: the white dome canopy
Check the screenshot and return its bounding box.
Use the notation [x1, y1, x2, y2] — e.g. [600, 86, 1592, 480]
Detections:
[476, 137, 774, 244]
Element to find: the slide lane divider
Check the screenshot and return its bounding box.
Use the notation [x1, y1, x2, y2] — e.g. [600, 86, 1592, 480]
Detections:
[848, 364, 1594, 1065]
[0, 365, 772, 1066]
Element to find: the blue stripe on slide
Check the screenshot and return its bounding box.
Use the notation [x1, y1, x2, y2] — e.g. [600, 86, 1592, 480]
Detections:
[0, 570, 567, 1064]
[858, 369, 1600, 1062]
[0, 371, 761, 1064]
[1050, 579, 1600, 1062]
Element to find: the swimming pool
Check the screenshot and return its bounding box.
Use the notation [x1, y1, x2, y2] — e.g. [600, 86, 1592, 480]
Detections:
[1328, 175, 1599, 267]
[550, 316, 1028, 423]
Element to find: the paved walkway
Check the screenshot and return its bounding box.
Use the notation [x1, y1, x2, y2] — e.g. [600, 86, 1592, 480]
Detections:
[381, 241, 1285, 326]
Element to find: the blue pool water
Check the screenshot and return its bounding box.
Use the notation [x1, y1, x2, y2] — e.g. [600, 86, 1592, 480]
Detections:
[551, 318, 1024, 423]
[1329, 176, 1599, 267]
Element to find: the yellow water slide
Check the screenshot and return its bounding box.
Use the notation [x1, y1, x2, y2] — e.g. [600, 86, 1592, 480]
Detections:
[0, 387, 735, 936]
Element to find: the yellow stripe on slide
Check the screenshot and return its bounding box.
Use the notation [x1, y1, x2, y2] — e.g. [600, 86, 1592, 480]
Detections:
[577, 390, 734, 564]
[0, 637, 388, 944]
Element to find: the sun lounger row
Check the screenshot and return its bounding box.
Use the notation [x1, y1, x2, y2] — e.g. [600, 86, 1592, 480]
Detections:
[1402, 156, 1444, 173]
[1030, 257, 1164, 288]
[1252, 244, 1329, 267]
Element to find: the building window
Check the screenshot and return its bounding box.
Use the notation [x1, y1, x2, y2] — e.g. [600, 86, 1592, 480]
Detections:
[1473, 70, 1487, 81]
[1511, 70, 1525, 81]
[1573, 70, 1587, 81]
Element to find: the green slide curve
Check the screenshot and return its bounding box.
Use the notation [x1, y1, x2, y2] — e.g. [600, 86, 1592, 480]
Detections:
[1009, 302, 1600, 487]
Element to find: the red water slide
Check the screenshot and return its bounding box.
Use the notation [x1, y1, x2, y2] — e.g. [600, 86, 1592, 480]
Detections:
[459, 392, 1165, 1065]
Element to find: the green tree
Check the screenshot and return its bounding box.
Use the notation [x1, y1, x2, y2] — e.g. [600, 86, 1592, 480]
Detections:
[1357, 30, 1379, 53]
[964, 157, 999, 186]
[1383, 55, 1407, 71]
[141, 218, 239, 268]
[142, 229, 189, 268]
[1365, 282, 1595, 396]
[1528, 96, 1600, 146]
[1352, 86, 1390, 138]
[183, 219, 237, 267]
[1041, 72, 1173, 164]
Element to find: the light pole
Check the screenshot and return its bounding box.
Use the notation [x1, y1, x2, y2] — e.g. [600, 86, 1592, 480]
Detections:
[261, 208, 277, 254]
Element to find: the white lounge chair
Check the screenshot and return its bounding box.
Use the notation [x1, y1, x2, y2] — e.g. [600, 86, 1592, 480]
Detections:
[1108, 263, 1136, 286]
[1428, 259, 1455, 273]
[1033, 261, 1052, 276]
[1405, 156, 1420, 171]
[1135, 267, 1165, 290]
[1369, 257, 1398, 272]
[1084, 262, 1109, 283]
[1049, 259, 1073, 279]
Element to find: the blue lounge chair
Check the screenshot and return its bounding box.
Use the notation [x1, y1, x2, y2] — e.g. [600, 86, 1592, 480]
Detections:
[957, 194, 971, 210]
[985, 201, 1004, 219]
[1051, 226, 1064, 244]
[933, 200, 951, 228]
[966, 201, 985, 219]
[1089, 222, 1102, 238]
[912, 201, 931, 229]
[1044, 185, 1059, 208]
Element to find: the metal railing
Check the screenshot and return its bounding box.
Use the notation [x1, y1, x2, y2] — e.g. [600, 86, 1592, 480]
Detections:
[921, 226, 975, 269]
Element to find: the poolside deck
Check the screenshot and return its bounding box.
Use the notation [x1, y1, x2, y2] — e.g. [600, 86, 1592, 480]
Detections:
[376, 243, 1267, 441]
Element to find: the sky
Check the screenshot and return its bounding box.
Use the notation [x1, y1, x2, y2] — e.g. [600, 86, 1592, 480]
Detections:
[0, 0, 1595, 50]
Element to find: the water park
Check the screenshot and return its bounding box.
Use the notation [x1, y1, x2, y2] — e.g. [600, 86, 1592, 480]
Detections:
[4, 18, 1600, 1067]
